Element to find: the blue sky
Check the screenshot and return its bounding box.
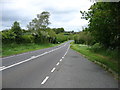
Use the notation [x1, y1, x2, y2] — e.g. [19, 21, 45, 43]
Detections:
[0, 0, 93, 32]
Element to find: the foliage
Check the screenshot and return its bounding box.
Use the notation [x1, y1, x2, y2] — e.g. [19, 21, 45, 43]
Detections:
[46, 28, 57, 43]
[74, 31, 95, 45]
[11, 21, 22, 36]
[27, 11, 51, 30]
[90, 43, 101, 52]
[71, 43, 119, 74]
[56, 33, 68, 43]
[1, 11, 73, 46]
[11, 21, 23, 43]
[21, 34, 34, 43]
[2, 43, 59, 57]
[80, 2, 120, 49]
[52, 28, 65, 34]
[2, 30, 16, 43]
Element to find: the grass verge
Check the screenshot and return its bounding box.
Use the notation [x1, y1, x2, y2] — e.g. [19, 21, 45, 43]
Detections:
[2, 43, 60, 57]
[70, 42, 119, 79]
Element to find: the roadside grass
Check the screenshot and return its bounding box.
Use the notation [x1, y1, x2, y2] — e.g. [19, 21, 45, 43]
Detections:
[2, 43, 60, 57]
[70, 42, 119, 75]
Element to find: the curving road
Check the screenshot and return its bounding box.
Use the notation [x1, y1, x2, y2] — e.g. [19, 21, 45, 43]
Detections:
[1, 41, 118, 88]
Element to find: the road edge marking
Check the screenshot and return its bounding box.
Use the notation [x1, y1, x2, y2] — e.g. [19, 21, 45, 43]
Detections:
[1, 43, 67, 71]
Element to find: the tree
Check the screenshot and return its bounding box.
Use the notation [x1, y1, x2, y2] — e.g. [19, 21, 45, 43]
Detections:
[52, 27, 65, 34]
[11, 21, 22, 36]
[2, 30, 16, 43]
[11, 21, 22, 43]
[27, 11, 51, 31]
[80, 2, 120, 49]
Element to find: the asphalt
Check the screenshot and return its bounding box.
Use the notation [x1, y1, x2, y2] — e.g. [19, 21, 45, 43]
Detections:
[42, 49, 118, 88]
[2, 41, 70, 88]
[1, 41, 118, 88]
[2, 42, 66, 67]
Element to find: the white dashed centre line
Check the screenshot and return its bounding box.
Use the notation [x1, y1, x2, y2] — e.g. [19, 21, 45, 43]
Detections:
[41, 76, 49, 85]
[60, 59, 62, 62]
[51, 67, 56, 72]
[62, 57, 64, 59]
[56, 62, 59, 66]
[1, 43, 67, 71]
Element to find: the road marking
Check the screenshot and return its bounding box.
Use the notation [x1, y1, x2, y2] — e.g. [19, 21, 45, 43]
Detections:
[51, 67, 56, 72]
[0, 66, 5, 69]
[56, 62, 59, 66]
[1, 43, 69, 71]
[31, 56, 36, 59]
[64, 44, 70, 57]
[2, 43, 66, 60]
[41, 76, 49, 85]
[0, 58, 34, 71]
[44, 52, 48, 54]
[60, 59, 62, 62]
[0, 66, 5, 71]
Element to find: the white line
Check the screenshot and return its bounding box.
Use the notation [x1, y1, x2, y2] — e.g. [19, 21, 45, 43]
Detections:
[51, 67, 56, 72]
[63, 44, 70, 58]
[41, 76, 49, 84]
[0, 66, 5, 69]
[0, 66, 5, 68]
[2, 43, 67, 60]
[31, 56, 36, 59]
[56, 62, 59, 66]
[1, 43, 68, 71]
[60, 59, 62, 62]
[0, 58, 33, 71]
[0, 66, 5, 71]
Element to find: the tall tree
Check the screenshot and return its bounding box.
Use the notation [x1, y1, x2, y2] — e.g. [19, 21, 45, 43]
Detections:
[27, 11, 51, 31]
[11, 21, 22, 36]
[80, 2, 120, 49]
[11, 21, 23, 43]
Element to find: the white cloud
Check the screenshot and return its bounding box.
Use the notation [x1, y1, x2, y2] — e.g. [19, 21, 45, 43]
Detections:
[1, 0, 93, 31]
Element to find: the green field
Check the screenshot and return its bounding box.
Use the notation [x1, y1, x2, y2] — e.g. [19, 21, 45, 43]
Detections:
[71, 43, 119, 75]
[2, 43, 59, 57]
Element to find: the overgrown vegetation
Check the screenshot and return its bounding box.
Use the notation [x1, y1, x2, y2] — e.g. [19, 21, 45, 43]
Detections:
[2, 43, 59, 57]
[1, 11, 73, 57]
[72, 2, 119, 75]
[80, 2, 120, 49]
[71, 43, 119, 75]
[74, 31, 95, 45]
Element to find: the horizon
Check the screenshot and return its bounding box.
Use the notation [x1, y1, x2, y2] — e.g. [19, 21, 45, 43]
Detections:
[0, 0, 93, 32]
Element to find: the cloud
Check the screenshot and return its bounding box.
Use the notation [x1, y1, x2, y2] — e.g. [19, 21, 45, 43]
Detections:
[1, 0, 93, 31]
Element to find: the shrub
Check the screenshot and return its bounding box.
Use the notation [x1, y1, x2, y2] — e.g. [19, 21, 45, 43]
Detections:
[74, 31, 95, 45]
[21, 35, 34, 43]
[56, 33, 68, 43]
[90, 43, 102, 52]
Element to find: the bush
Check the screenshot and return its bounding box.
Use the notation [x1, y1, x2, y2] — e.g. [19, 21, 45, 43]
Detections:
[74, 31, 95, 45]
[90, 43, 101, 52]
[2, 30, 16, 44]
[56, 33, 68, 43]
[21, 35, 34, 43]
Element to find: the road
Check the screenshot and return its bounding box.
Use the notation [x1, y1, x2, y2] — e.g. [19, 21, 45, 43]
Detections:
[1, 41, 118, 88]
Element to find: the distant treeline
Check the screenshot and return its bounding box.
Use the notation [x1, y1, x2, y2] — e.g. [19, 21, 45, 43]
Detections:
[1, 11, 74, 44]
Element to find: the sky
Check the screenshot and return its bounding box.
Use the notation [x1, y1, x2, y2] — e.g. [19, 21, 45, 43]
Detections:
[0, 0, 93, 32]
